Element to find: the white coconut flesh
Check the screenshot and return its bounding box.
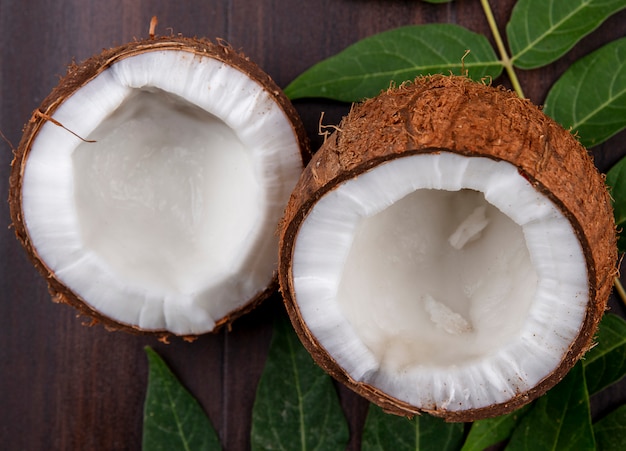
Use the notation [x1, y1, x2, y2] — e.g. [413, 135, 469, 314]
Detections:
[21, 50, 303, 335]
[291, 152, 588, 412]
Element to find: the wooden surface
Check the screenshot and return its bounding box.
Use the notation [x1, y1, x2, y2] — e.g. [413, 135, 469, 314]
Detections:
[1, 1, 625, 450]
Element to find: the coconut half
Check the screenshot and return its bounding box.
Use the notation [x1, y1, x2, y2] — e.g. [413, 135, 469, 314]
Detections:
[10, 36, 309, 338]
[278, 76, 617, 421]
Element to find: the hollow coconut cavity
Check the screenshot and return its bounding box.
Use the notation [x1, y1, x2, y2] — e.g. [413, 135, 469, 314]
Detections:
[278, 75, 617, 421]
[10, 36, 309, 338]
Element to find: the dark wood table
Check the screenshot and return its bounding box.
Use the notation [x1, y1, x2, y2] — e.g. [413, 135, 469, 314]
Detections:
[1, 1, 625, 449]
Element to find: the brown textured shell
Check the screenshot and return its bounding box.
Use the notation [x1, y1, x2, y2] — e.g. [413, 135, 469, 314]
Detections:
[278, 75, 617, 421]
[9, 35, 310, 341]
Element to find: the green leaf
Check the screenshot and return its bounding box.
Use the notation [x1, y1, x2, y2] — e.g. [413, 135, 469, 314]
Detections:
[251, 316, 349, 451]
[582, 313, 626, 394]
[284, 24, 502, 102]
[543, 37, 626, 148]
[507, 0, 626, 69]
[505, 363, 595, 451]
[361, 404, 463, 451]
[607, 158, 626, 252]
[594, 405, 626, 451]
[143, 347, 221, 451]
[460, 405, 531, 451]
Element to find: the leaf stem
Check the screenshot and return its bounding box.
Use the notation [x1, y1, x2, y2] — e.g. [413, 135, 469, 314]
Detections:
[479, 0, 525, 98]
[614, 276, 626, 308]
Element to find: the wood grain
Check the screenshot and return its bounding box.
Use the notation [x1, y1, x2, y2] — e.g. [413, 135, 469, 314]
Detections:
[1, 1, 625, 450]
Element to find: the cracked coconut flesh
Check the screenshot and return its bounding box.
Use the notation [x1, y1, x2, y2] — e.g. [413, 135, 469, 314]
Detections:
[21, 51, 303, 335]
[292, 153, 589, 411]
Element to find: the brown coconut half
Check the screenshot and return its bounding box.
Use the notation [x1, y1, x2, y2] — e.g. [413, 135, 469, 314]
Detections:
[278, 75, 617, 421]
[10, 35, 309, 339]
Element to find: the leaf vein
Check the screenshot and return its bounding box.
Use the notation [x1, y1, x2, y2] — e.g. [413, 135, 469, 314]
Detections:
[512, 0, 593, 63]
